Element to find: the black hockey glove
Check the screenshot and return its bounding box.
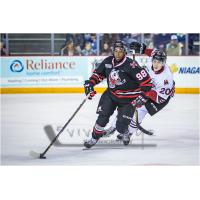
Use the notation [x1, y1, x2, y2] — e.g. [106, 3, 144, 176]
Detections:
[84, 80, 96, 100]
[131, 94, 148, 108]
[129, 42, 146, 54]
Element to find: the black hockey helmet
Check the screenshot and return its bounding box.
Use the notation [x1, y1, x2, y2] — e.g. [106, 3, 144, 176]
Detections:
[113, 40, 127, 54]
[152, 49, 167, 63]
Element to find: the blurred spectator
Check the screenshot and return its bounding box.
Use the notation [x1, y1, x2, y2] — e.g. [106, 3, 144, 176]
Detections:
[153, 33, 171, 52]
[66, 34, 84, 46]
[100, 34, 119, 49]
[100, 34, 119, 55]
[84, 34, 97, 53]
[188, 34, 200, 55]
[84, 34, 91, 42]
[100, 42, 112, 56]
[81, 42, 96, 56]
[65, 33, 84, 54]
[101, 34, 110, 46]
[166, 35, 182, 56]
[110, 34, 120, 44]
[144, 34, 154, 49]
[119, 34, 141, 45]
[60, 40, 79, 56]
[90, 34, 97, 53]
[0, 41, 7, 56]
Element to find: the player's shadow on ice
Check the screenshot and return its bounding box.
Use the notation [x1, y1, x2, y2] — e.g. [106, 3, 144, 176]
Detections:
[44, 124, 157, 149]
[82, 144, 157, 151]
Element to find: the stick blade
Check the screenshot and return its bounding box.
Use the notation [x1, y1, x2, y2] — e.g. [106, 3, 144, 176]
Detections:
[29, 151, 41, 159]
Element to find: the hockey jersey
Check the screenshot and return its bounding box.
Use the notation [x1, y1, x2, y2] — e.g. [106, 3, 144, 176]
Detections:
[89, 55, 153, 103]
[144, 49, 175, 104]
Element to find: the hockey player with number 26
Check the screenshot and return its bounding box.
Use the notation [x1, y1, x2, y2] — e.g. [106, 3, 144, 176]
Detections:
[83, 41, 153, 148]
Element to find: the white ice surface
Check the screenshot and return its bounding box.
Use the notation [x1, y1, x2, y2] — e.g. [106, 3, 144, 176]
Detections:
[1, 93, 199, 165]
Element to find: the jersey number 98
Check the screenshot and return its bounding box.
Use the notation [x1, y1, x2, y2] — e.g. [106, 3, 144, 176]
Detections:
[136, 70, 147, 80]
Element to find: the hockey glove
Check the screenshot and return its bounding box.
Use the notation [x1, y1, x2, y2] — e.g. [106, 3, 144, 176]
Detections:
[131, 94, 148, 108]
[129, 42, 146, 54]
[84, 80, 96, 100]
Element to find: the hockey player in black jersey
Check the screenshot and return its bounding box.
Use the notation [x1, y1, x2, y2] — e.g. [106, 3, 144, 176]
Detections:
[104, 42, 175, 140]
[83, 41, 153, 148]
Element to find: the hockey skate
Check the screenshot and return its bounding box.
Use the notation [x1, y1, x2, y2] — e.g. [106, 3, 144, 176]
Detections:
[103, 126, 116, 137]
[117, 132, 133, 141]
[122, 132, 131, 146]
[116, 133, 123, 140]
[84, 138, 98, 148]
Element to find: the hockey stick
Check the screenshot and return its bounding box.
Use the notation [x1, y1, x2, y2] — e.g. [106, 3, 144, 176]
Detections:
[137, 124, 154, 135]
[29, 94, 90, 159]
[133, 106, 154, 136]
[131, 48, 154, 136]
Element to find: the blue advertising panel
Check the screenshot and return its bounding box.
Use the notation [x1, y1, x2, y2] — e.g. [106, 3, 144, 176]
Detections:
[1, 56, 89, 87]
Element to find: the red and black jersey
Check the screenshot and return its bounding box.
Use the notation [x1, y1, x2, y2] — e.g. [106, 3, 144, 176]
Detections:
[89, 55, 152, 104]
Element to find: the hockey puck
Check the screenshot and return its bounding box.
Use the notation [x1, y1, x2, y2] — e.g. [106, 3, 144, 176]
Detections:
[39, 154, 46, 159]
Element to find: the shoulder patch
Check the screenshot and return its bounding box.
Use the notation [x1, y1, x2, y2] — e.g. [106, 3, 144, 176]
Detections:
[164, 79, 169, 85]
[105, 64, 112, 68]
[130, 61, 138, 68]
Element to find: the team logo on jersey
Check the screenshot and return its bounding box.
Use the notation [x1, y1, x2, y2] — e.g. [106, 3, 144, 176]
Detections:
[130, 61, 138, 68]
[164, 80, 169, 85]
[109, 69, 126, 89]
[97, 106, 103, 113]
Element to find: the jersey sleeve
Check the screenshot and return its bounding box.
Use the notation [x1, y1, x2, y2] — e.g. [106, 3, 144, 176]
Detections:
[128, 60, 153, 93]
[146, 79, 175, 104]
[89, 57, 107, 86]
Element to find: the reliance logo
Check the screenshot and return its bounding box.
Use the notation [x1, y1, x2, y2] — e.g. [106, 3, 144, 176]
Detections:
[10, 60, 24, 72]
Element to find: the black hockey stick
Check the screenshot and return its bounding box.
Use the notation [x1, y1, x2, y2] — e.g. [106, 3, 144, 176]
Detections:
[29, 94, 90, 159]
[131, 48, 154, 136]
[137, 123, 154, 135]
[133, 106, 154, 136]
